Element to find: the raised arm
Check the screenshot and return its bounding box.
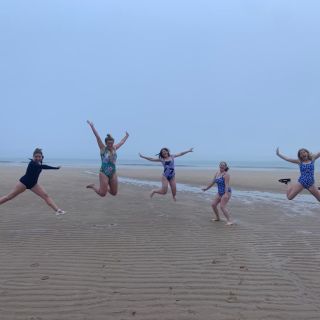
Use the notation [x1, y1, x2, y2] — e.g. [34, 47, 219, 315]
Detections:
[276, 147, 300, 164]
[312, 152, 320, 161]
[115, 131, 129, 150]
[87, 120, 105, 151]
[173, 148, 194, 158]
[139, 153, 161, 162]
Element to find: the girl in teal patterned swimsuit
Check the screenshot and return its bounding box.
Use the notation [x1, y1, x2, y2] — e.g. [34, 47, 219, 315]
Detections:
[86, 120, 129, 197]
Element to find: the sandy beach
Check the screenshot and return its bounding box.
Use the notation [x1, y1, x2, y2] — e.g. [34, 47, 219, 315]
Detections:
[0, 166, 320, 320]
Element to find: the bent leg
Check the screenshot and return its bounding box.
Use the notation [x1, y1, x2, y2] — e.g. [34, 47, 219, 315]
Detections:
[87, 173, 109, 197]
[151, 176, 168, 198]
[108, 174, 118, 196]
[0, 182, 26, 205]
[220, 193, 233, 225]
[31, 184, 59, 212]
[287, 182, 304, 200]
[307, 185, 320, 202]
[169, 177, 177, 201]
[211, 194, 221, 221]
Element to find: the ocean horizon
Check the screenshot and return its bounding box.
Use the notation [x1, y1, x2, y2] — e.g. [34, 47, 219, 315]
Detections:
[0, 157, 317, 171]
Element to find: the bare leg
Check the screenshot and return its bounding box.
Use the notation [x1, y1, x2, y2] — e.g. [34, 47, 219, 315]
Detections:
[307, 185, 320, 202]
[31, 184, 61, 212]
[87, 172, 109, 197]
[211, 194, 221, 221]
[0, 182, 26, 205]
[287, 182, 304, 200]
[150, 176, 168, 198]
[169, 177, 177, 201]
[220, 192, 233, 225]
[108, 174, 118, 196]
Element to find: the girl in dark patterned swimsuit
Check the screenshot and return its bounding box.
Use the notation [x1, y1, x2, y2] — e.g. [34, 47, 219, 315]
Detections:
[276, 147, 320, 201]
[0, 148, 65, 215]
[139, 147, 193, 201]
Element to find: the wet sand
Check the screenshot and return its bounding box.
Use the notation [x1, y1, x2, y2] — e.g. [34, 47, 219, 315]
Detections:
[0, 166, 320, 320]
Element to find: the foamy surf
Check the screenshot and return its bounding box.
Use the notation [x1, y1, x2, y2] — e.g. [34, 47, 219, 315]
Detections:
[84, 171, 319, 215]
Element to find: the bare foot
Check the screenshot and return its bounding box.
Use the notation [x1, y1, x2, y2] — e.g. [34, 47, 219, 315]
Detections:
[86, 184, 94, 189]
[173, 196, 177, 202]
[226, 221, 234, 226]
[211, 218, 220, 222]
[150, 190, 155, 198]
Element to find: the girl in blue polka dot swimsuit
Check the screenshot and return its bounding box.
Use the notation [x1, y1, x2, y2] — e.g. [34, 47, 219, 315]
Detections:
[202, 162, 234, 225]
[276, 147, 320, 201]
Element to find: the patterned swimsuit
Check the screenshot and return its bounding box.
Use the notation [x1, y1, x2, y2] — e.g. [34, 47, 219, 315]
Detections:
[161, 157, 175, 181]
[100, 148, 117, 178]
[215, 174, 232, 196]
[298, 161, 314, 189]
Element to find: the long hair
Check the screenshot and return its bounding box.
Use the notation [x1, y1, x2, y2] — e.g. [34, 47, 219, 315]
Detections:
[158, 148, 170, 159]
[219, 161, 229, 172]
[297, 148, 312, 161]
[32, 148, 44, 162]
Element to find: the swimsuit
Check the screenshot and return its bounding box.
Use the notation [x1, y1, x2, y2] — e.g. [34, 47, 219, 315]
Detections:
[100, 148, 117, 178]
[215, 174, 231, 196]
[19, 160, 59, 189]
[298, 161, 314, 189]
[161, 157, 175, 181]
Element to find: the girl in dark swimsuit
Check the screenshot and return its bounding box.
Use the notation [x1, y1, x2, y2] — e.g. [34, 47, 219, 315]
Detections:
[139, 147, 193, 201]
[0, 148, 65, 215]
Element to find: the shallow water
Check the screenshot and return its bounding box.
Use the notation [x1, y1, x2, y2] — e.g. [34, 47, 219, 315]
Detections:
[84, 171, 320, 216]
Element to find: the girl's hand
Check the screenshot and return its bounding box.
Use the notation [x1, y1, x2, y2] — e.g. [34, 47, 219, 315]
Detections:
[276, 147, 280, 155]
[57, 166, 61, 169]
[138, 153, 143, 158]
[201, 187, 207, 192]
[87, 120, 94, 127]
[125, 131, 129, 138]
[189, 148, 194, 152]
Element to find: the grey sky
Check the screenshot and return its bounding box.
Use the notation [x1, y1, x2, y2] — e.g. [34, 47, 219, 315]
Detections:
[1, 0, 319, 161]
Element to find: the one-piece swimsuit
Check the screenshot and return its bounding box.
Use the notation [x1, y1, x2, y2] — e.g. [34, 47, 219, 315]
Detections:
[215, 174, 232, 196]
[100, 147, 117, 178]
[298, 161, 314, 189]
[161, 156, 175, 181]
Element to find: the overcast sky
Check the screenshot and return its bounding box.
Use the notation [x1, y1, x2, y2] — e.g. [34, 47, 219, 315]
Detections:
[1, 0, 319, 161]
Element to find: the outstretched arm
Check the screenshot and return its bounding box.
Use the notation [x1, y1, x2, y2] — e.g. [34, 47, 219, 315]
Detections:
[312, 152, 320, 161]
[115, 132, 129, 150]
[201, 179, 215, 191]
[173, 148, 194, 158]
[87, 120, 105, 151]
[139, 153, 161, 162]
[276, 147, 300, 164]
[41, 165, 61, 170]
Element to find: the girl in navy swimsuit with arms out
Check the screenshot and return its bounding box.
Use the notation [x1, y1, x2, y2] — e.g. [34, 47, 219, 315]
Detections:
[276, 147, 320, 201]
[0, 148, 65, 215]
[139, 147, 193, 201]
